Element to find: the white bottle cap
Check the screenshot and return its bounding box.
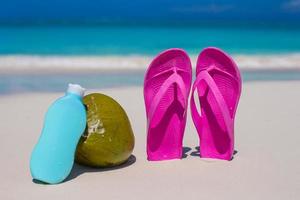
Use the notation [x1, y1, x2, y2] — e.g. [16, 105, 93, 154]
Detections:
[67, 83, 85, 97]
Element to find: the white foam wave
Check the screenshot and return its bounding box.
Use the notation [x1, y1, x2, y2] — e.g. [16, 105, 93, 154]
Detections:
[1, 54, 300, 73]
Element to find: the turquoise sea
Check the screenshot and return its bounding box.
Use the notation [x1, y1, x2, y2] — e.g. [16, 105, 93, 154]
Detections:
[1, 23, 300, 94]
[1, 23, 300, 55]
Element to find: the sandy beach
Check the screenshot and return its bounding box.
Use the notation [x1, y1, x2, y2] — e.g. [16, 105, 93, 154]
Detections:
[1, 54, 300, 74]
[2, 0, 300, 199]
[0, 80, 299, 199]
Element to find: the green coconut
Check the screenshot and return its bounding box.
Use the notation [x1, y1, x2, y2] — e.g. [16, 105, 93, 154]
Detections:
[75, 93, 135, 167]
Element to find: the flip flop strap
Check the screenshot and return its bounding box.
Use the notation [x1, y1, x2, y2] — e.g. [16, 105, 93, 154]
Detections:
[190, 70, 233, 134]
[148, 71, 187, 125]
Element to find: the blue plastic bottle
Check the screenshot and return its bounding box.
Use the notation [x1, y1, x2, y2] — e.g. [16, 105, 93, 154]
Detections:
[30, 84, 87, 184]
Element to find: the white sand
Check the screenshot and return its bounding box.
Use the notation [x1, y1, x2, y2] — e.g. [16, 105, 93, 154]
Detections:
[0, 81, 299, 199]
[1, 54, 300, 74]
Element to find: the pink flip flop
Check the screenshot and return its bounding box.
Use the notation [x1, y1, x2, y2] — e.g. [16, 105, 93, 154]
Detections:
[144, 48, 192, 161]
[190, 47, 242, 160]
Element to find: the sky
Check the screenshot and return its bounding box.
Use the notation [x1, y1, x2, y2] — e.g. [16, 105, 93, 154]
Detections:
[1, 0, 300, 23]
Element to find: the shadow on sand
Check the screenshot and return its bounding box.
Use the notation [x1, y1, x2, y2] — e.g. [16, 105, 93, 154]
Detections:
[32, 155, 136, 184]
[66, 155, 136, 182]
[182, 146, 238, 160]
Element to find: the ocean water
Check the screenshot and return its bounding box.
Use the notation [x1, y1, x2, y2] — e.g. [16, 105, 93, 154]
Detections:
[1, 24, 300, 55]
[1, 23, 300, 93]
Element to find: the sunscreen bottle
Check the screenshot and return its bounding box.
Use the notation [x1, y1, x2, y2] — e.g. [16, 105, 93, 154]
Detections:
[30, 84, 86, 184]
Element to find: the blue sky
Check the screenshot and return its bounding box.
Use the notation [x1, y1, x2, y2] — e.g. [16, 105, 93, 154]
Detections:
[1, 0, 300, 22]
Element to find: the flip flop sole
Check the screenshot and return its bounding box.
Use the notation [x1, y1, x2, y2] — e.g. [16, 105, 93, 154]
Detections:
[144, 49, 192, 161]
[191, 47, 242, 160]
